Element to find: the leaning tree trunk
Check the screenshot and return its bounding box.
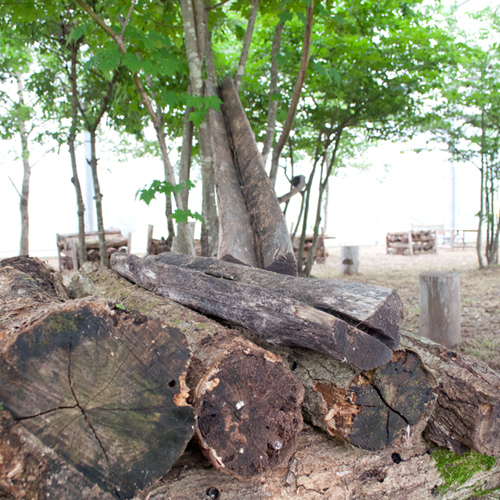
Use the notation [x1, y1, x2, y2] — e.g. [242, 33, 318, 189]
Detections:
[0, 258, 195, 499]
[70, 262, 304, 482]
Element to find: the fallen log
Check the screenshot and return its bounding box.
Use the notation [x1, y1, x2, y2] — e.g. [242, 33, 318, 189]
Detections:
[220, 76, 297, 276]
[0, 263, 195, 499]
[134, 427, 500, 500]
[401, 331, 500, 457]
[70, 262, 305, 482]
[111, 253, 393, 370]
[147, 252, 405, 350]
[205, 81, 258, 268]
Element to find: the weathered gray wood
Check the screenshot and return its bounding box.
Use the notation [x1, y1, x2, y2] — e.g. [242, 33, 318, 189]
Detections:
[0, 263, 195, 499]
[70, 262, 304, 482]
[111, 253, 393, 370]
[147, 252, 405, 350]
[419, 272, 461, 348]
[205, 80, 258, 267]
[220, 76, 297, 276]
[340, 245, 359, 275]
[401, 330, 500, 457]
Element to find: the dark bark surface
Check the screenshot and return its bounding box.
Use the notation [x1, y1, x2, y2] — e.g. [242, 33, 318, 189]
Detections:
[220, 76, 297, 276]
[0, 264, 195, 499]
[147, 252, 405, 350]
[205, 80, 258, 267]
[70, 262, 305, 482]
[111, 253, 393, 370]
[401, 331, 500, 457]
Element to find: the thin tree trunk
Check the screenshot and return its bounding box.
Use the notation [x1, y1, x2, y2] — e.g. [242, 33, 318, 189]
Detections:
[477, 110, 486, 269]
[14, 72, 31, 256]
[68, 43, 87, 267]
[88, 129, 108, 267]
[261, 20, 285, 168]
[234, 0, 259, 92]
[180, 0, 218, 257]
[269, 0, 314, 187]
[75, 0, 196, 256]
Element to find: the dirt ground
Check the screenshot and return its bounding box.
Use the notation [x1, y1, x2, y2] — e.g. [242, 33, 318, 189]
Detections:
[313, 245, 500, 374]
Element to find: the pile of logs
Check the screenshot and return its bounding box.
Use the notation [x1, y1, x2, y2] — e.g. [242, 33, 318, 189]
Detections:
[292, 235, 329, 265]
[1, 254, 500, 499]
[56, 229, 130, 270]
[386, 230, 437, 255]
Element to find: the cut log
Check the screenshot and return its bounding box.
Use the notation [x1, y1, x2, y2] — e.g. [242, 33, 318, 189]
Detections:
[111, 253, 393, 370]
[220, 76, 297, 276]
[205, 80, 258, 267]
[231, 326, 435, 451]
[401, 331, 500, 457]
[70, 262, 305, 482]
[0, 264, 195, 499]
[340, 245, 359, 275]
[147, 252, 405, 350]
[134, 427, 500, 500]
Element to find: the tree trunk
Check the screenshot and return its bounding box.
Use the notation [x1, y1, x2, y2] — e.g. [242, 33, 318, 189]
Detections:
[261, 20, 285, 168]
[0, 262, 195, 499]
[111, 253, 394, 370]
[269, 0, 314, 187]
[70, 262, 305, 482]
[147, 252, 406, 350]
[14, 71, 31, 256]
[205, 80, 258, 266]
[233, 0, 259, 92]
[220, 76, 297, 275]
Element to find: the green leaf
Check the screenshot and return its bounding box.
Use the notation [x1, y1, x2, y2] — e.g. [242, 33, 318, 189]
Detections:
[123, 53, 142, 74]
[274, 53, 288, 66]
[205, 95, 222, 112]
[189, 110, 206, 127]
[278, 11, 294, 24]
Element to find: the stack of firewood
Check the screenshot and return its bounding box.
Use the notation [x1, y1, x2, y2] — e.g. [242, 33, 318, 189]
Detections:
[386, 230, 437, 255]
[1, 254, 499, 500]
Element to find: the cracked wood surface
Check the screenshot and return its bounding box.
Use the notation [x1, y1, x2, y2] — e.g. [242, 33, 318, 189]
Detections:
[70, 262, 304, 482]
[111, 253, 393, 370]
[401, 331, 500, 457]
[0, 263, 195, 499]
[219, 75, 297, 276]
[146, 252, 405, 350]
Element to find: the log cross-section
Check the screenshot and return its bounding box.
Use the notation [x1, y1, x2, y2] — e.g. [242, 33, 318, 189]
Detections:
[111, 253, 393, 370]
[0, 263, 195, 499]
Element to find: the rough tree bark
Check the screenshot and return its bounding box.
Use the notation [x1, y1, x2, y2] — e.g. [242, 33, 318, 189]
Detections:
[205, 80, 258, 266]
[220, 76, 297, 275]
[147, 252, 405, 350]
[70, 262, 304, 482]
[111, 253, 394, 370]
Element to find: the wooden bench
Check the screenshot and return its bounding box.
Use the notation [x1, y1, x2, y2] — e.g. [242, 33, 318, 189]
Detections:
[56, 229, 131, 270]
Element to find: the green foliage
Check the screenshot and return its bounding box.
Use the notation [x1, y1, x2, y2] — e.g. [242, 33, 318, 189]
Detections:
[433, 448, 496, 493]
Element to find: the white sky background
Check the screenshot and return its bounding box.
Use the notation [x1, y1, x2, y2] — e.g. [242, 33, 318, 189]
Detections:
[0, 0, 498, 257]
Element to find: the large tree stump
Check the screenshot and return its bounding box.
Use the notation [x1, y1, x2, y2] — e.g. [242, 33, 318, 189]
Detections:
[401, 331, 500, 457]
[419, 271, 461, 348]
[205, 80, 258, 267]
[220, 76, 297, 276]
[147, 252, 405, 350]
[111, 253, 394, 370]
[0, 263, 195, 499]
[70, 262, 305, 482]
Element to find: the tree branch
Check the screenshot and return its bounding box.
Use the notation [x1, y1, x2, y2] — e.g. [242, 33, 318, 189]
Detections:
[269, 0, 314, 187]
[234, 0, 259, 92]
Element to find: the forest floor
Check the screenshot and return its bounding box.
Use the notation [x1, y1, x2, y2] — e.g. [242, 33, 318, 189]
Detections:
[313, 244, 500, 373]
